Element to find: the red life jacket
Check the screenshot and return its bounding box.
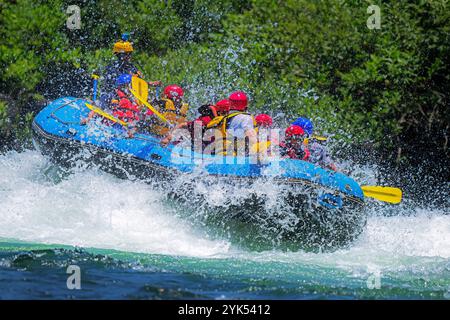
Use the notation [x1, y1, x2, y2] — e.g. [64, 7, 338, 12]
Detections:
[279, 142, 310, 160]
[112, 89, 140, 123]
[186, 116, 213, 148]
[191, 116, 212, 128]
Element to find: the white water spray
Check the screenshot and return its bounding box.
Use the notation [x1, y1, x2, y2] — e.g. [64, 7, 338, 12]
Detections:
[0, 150, 449, 273]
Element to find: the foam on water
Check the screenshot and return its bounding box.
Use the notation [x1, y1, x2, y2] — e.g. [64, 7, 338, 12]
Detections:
[0, 150, 449, 275]
[0, 150, 230, 257]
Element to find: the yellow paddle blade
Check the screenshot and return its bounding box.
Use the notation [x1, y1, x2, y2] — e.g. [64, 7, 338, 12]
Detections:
[361, 186, 403, 204]
[129, 88, 169, 124]
[85, 103, 128, 127]
[131, 76, 148, 103]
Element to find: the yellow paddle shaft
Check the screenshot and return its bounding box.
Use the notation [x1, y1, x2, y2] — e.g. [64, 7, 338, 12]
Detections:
[85, 102, 128, 127]
[129, 88, 169, 123]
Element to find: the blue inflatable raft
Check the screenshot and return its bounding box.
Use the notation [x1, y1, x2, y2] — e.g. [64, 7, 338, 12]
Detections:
[32, 97, 367, 250]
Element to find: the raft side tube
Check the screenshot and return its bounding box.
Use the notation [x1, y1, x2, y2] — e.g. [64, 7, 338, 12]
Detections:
[32, 97, 364, 202]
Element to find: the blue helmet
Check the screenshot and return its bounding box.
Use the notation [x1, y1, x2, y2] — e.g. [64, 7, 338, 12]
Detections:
[121, 32, 130, 41]
[115, 74, 132, 87]
[292, 117, 313, 136]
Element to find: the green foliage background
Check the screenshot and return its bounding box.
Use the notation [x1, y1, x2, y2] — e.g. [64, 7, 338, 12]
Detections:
[0, 0, 449, 175]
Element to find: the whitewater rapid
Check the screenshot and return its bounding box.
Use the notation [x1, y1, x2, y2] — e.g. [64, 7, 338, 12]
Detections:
[1, 150, 449, 273]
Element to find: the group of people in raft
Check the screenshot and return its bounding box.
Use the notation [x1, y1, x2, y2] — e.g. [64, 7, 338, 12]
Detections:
[82, 34, 337, 171]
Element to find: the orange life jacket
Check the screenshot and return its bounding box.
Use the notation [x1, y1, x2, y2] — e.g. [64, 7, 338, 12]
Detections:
[205, 112, 257, 155]
[149, 98, 189, 136]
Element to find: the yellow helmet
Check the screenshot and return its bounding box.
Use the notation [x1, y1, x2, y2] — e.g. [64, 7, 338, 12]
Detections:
[113, 40, 133, 53]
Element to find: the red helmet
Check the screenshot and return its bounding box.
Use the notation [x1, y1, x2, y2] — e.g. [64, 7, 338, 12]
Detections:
[285, 125, 305, 138]
[215, 99, 230, 113]
[164, 85, 184, 100]
[229, 91, 248, 111]
[255, 114, 273, 127]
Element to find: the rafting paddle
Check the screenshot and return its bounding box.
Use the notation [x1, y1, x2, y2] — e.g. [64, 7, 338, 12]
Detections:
[361, 186, 403, 204]
[92, 74, 100, 101]
[131, 75, 149, 105]
[85, 102, 128, 127]
[129, 87, 170, 124]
